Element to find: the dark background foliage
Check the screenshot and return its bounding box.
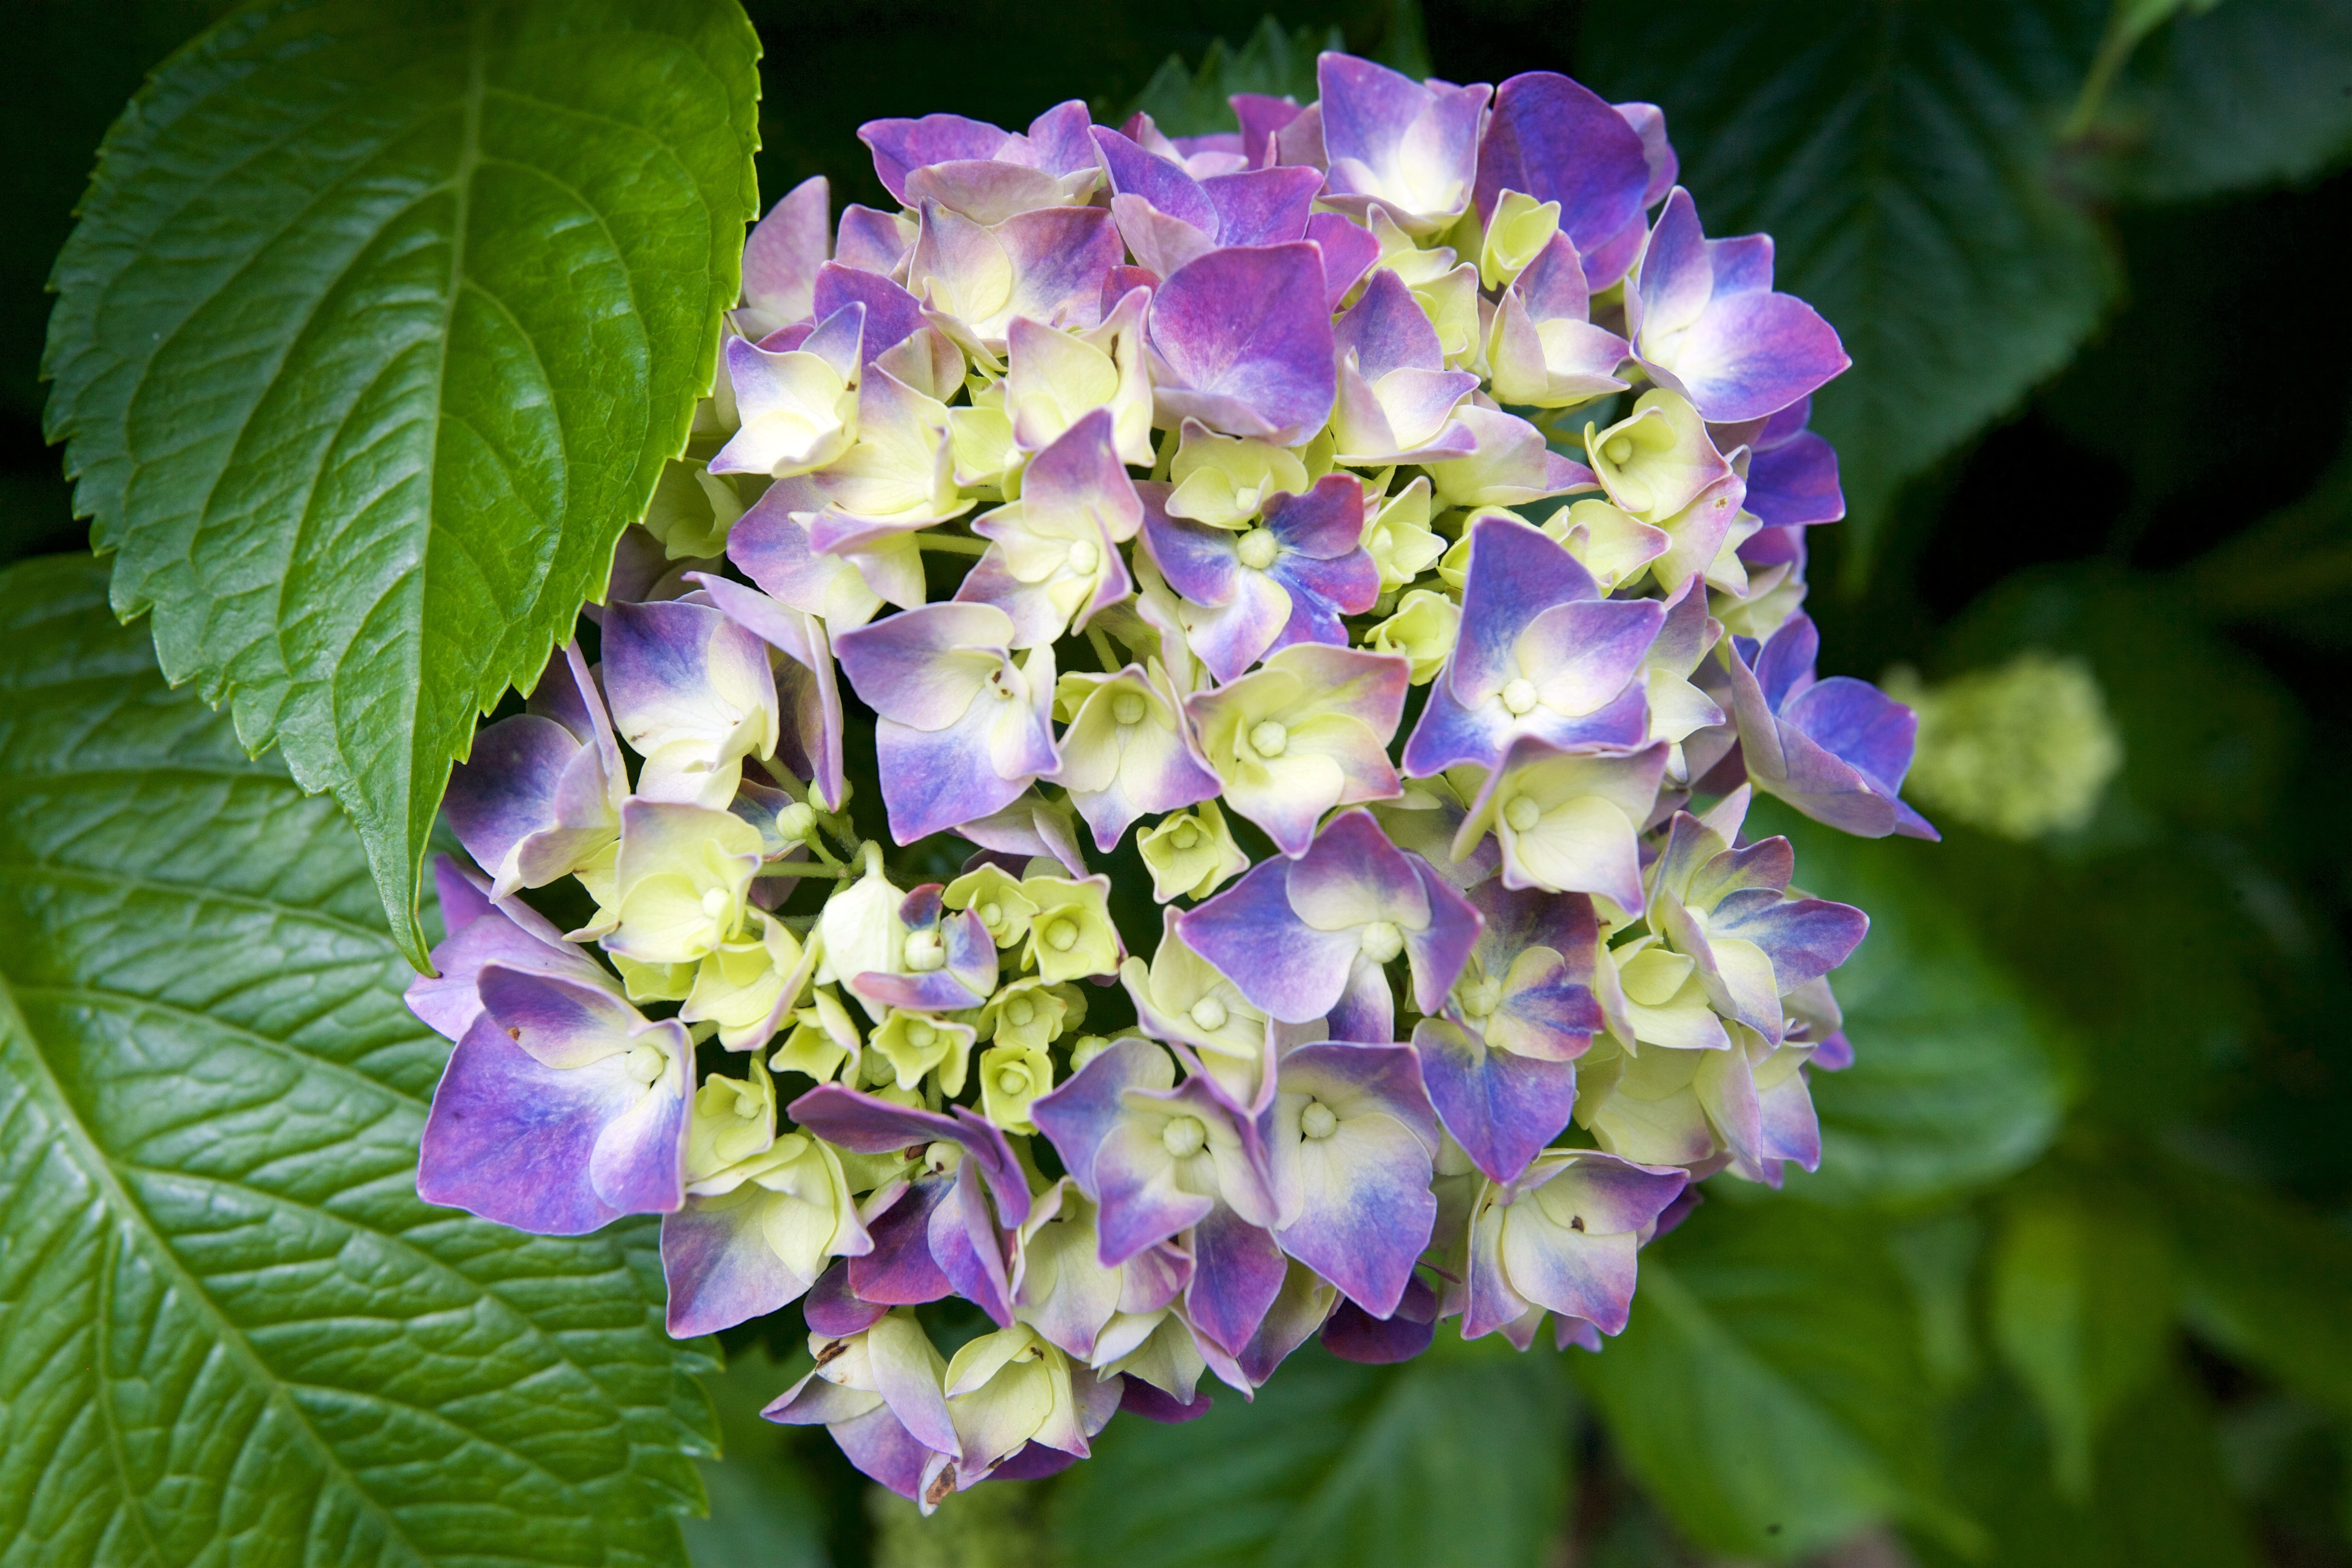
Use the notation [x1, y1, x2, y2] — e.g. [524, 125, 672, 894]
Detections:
[5, 1, 2349, 1565]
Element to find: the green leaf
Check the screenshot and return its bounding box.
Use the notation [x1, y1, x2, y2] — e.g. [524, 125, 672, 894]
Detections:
[681, 1345, 832, 1568]
[1127, 16, 1344, 137]
[0, 554, 716, 1565]
[42, 0, 763, 967]
[1918, 1367, 2260, 1568]
[1987, 1178, 2175, 1499]
[1748, 803, 2067, 1208]
[1578, 0, 2117, 580]
[2088, 0, 2352, 202]
[1576, 1196, 1973, 1561]
[2158, 1165, 2352, 1419]
[1047, 1339, 1573, 1568]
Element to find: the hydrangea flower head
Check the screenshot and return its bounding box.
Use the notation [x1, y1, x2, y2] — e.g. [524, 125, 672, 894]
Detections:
[409, 46, 1931, 1497]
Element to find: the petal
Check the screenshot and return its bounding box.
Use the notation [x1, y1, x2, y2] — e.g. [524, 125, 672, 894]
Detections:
[1334, 267, 1443, 379]
[1177, 857, 1365, 1024]
[1447, 513, 1600, 705]
[1658, 288, 1851, 424]
[1200, 165, 1324, 245]
[1148, 244, 1338, 444]
[1475, 72, 1651, 253]
[418, 1016, 649, 1234]
[1410, 1018, 1579, 1184]
[1184, 1202, 1288, 1356]
[662, 1188, 816, 1336]
[813, 262, 927, 366]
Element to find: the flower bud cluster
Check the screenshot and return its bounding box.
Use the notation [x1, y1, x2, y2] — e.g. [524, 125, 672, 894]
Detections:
[408, 51, 1937, 1507]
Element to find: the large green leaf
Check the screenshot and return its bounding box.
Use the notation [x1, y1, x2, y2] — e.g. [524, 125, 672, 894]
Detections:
[2158, 1165, 2352, 1418]
[1987, 1178, 2175, 1498]
[1917, 1367, 2260, 1568]
[0, 554, 716, 1566]
[1748, 803, 2066, 1208]
[1047, 1339, 1573, 1568]
[1575, 1197, 1972, 1561]
[41, 0, 762, 967]
[2089, 0, 2352, 201]
[1578, 0, 2116, 580]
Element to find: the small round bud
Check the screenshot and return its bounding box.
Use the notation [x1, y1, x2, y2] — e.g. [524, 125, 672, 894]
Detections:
[1068, 539, 1100, 573]
[1006, 996, 1036, 1028]
[1161, 1115, 1208, 1158]
[905, 1020, 935, 1049]
[1068, 1034, 1111, 1072]
[1457, 979, 1501, 1019]
[1504, 796, 1542, 833]
[1360, 919, 1405, 963]
[773, 801, 817, 842]
[622, 1043, 669, 1085]
[1300, 1101, 1339, 1139]
[980, 899, 1003, 927]
[1248, 720, 1289, 758]
[1170, 819, 1201, 850]
[1111, 691, 1147, 726]
[996, 1067, 1029, 1095]
[1188, 996, 1228, 1032]
[700, 888, 730, 919]
[1501, 677, 1538, 715]
[903, 930, 945, 972]
[1236, 529, 1281, 570]
[1043, 918, 1078, 952]
[1604, 435, 1634, 465]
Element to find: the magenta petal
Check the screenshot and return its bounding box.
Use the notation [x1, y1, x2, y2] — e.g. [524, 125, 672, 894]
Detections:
[813, 262, 926, 365]
[1177, 858, 1364, 1024]
[1662, 288, 1851, 424]
[1410, 1018, 1578, 1184]
[850, 1176, 956, 1305]
[407, 890, 607, 1045]
[790, 1085, 1031, 1225]
[837, 204, 912, 273]
[871, 713, 1026, 844]
[806, 1262, 891, 1337]
[1233, 93, 1305, 166]
[1148, 244, 1338, 443]
[1184, 1203, 1288, 1357]
[418, 1016, 676, 1234]
[1448, 514, 1599, 702]
[742, 175, 831, 327]
[1745, 430, 1845, 528]
[1092, 125, 1217, 232]
[1336, 267, 1443, 379]
[662, 1196, 808, 1337]
[1403, 860, 1484, 1016]
[861, 112, 1013, 203]
[1262, 474, 1370, 559]
[1306, 212, 1380, 310]
[1030, 1039, 1172, 1195]
[831, 1404, 937, 1501]
[1475, 72, 1651, 253]
[1201, 165, 1324, 245]
[1322, 1272, 1437, 1362]
[1122, 1379, 1215, 1423]
[932, 1162, 1016, 1327]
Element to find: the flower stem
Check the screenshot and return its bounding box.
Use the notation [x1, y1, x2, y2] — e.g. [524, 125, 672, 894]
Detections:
[755, 861, 852, 879]
[918, 533, 988, 556]
[1087, 626, 1120, 673]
